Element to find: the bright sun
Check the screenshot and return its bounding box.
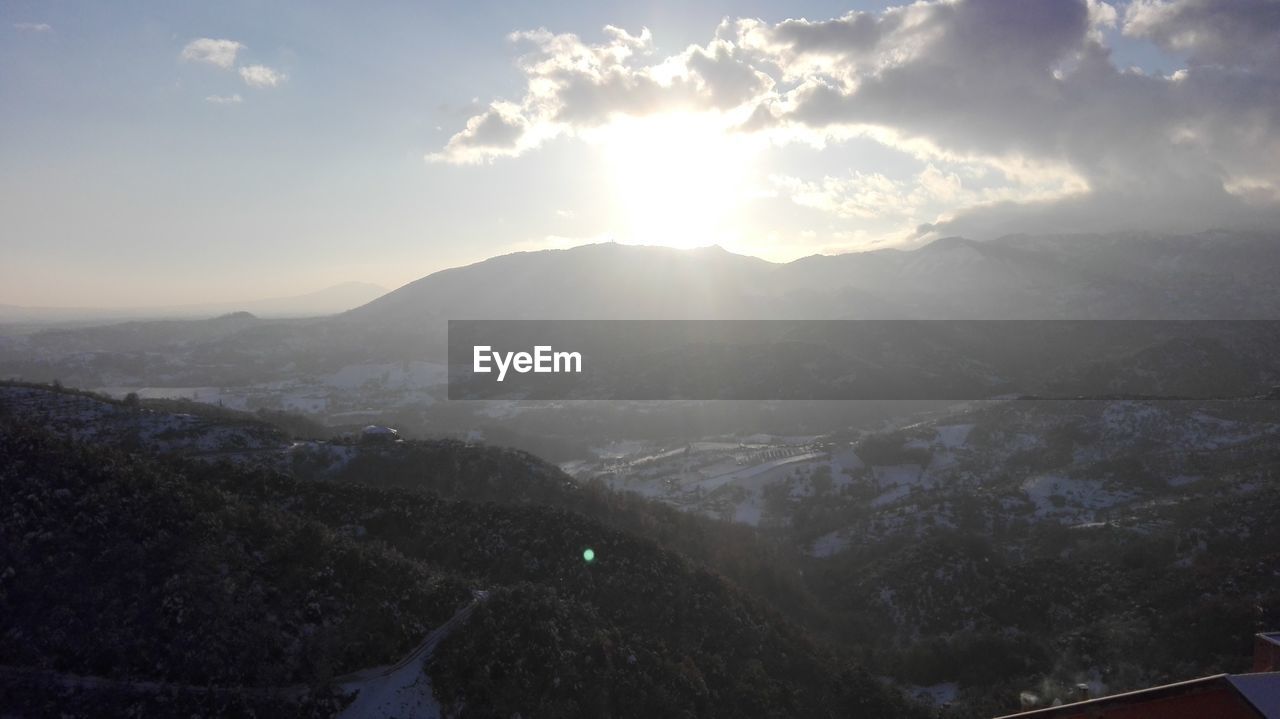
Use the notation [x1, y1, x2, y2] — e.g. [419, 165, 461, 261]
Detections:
[594, 112, 759, 250]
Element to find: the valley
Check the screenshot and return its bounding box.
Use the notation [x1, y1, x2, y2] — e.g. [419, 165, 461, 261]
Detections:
[4, 233, 1280, 717]
[5, 374, 1278, 716]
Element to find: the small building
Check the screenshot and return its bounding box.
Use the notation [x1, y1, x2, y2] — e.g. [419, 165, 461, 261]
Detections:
[995, 672, 1280, 719]
[1255, 633, 1280, 672]
[360, 425, 400, 443]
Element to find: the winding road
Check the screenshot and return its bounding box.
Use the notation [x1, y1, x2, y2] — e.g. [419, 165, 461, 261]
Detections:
[336, 590, 489, 718]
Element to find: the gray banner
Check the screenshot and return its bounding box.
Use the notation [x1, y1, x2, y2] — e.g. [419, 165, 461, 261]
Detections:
[447, 320, 1280, 400]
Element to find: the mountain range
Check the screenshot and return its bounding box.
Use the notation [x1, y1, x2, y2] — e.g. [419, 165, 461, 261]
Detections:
[5, 231, 1280, 397]
[348, 230, 1280, 323]
[6, 230, 1280, 716]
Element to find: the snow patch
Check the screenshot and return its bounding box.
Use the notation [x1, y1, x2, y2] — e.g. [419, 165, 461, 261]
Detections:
[810, 530, 851, 558]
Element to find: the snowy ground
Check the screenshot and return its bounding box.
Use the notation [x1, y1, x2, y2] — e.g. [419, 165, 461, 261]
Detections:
[336, 590, 487, 719]
[93, 362, 449, 423]
[1021, 474, 1134, 521]
[685, 451, 826, 494]
[810, 530, 852, 558]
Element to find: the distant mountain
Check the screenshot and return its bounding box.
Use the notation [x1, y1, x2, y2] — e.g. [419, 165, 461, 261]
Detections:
[5, 231, 1280, 391]
[344, 231, 1280, 325]
[0, 281, 387, 323]
[344, 243, 777, 323]
[9, 230, 1280, 329]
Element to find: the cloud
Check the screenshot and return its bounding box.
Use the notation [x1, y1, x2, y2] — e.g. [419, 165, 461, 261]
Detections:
[428, 25, 773, 163]
[428, 103, 531, 163]
[204, 94, 243, 104]
[437, 0, 1280, 239]
[180, 38, 244, 69]
[774, 172, 915, 220]
[745, 0, 1280, 237]
[14, 22, 52, 32]
[502, 233, 614, 254]
[239, 64, 286, 88]
[180, 39, 286, 93]
[773, 163, 1084, 222]
[1124, 0, 1280, 68]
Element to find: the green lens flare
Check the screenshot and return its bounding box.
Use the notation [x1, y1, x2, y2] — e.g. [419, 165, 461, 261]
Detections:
[583, 548, 595, 562]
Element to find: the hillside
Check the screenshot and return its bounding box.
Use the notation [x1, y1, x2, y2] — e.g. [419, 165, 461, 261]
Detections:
[347, 231, 1280, 324]
[9, 383, 1280, 715]
[0, 386, 921, 718]
[345, 243, 778, 323]
[0, 382, 834, 640]
[568, 395, 1280, 711]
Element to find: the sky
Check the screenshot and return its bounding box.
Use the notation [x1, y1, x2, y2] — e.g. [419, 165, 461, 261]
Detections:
[2, 0, 1279, 307]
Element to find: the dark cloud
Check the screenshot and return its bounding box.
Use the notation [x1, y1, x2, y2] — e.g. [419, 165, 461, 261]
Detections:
[433, 0, 1280, 239]
[458, 108, 527, 148]
[751, 0, 1280, 236]
[685, 41, 773, 110]
[768, 11, 894, 58]
[1125, 0, 1280, 68]
[430, 104, 531, 162]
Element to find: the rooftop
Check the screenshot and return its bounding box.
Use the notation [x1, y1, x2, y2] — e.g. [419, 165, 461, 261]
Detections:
[995, 672, 1280, 719]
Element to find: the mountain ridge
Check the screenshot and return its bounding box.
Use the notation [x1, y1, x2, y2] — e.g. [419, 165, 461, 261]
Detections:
[6, 230, 1280, 392]
[340, 230, 1280, 322]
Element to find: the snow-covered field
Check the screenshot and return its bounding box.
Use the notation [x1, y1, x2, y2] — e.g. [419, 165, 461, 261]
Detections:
[563, 399, 1280, 557]
[1021, 474, 1135, 521]
[810, 530, 852, 558]
[93, 361, 450, 423]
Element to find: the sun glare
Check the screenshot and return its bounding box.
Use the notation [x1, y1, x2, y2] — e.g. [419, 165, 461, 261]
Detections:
[594, 113, 759, 250]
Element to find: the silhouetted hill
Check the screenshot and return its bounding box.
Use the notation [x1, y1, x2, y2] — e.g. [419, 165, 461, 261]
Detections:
[0, 388, 923, 718]
[345, 230, 1280, 323]
[345, 243, 777, 323]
